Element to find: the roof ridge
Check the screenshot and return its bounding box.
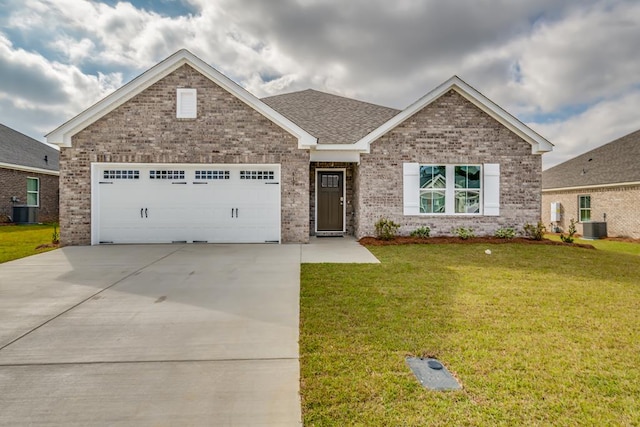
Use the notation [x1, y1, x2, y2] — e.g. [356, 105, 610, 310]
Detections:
[262, 88, 399, 111]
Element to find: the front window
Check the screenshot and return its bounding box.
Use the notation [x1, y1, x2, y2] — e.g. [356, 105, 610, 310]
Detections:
[579, 195, 591, 222]
[27, 177, 39, 206]
[454, 165, 481, 214]
[419, 165, 482, 215]
[419, 165, 446, 213]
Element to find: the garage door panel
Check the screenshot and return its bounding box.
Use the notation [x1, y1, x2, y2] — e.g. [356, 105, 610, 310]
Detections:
[95, 164, 280, 244]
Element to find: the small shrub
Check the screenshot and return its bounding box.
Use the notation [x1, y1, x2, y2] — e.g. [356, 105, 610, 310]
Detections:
[494, 227, 516, 239]
[52, 224, 60, 244]
[523, 221, 546, 240]
[410, 226, 431, 238]
[560, 218, 577, 243]
[453, 227, 475, 240]
[375, 218, 400, 240]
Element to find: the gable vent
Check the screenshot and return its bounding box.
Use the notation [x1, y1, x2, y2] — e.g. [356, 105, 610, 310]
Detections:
[177, 88, 197, 118]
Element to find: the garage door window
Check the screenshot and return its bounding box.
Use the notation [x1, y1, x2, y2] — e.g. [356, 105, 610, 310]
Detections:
[195, 170, 230, 180]
[240, 170, 275, 180]
[103, 170, 140, 180]
[150, 170, 185, 180]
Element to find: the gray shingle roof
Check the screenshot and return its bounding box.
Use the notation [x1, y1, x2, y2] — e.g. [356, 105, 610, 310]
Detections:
[542, 129, 640, 189]
[262, 89, 400, 144]
[0, 123, 59, 172]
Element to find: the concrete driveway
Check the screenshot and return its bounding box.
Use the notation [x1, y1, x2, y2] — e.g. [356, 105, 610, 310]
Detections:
[0, 244, 301, 426]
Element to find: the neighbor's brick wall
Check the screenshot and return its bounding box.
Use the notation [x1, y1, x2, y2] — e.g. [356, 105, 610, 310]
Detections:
[60, 64, 309, 245]
[542, 186, 640, 239]
[0, 168, 59, 223]
[309, 162, 355, 235]
[355, 90, 542, 238]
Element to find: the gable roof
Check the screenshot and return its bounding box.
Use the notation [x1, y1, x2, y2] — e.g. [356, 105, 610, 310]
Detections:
[543, 129, 640, 190]
[0, 123, 59, 175]
[46, 49, 316, 148]
[262, 89, 399, 145]
[352, 76, 553, 155]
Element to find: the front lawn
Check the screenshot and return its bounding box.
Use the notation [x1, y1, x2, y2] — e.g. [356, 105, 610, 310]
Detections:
[0, 224, 59, 263]
[300, 243, 640, 425]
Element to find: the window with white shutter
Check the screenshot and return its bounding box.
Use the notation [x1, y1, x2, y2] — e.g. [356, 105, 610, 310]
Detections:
[402, 163, 500, 216]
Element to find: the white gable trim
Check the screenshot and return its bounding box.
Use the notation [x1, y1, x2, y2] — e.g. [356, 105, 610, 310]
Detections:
[353, 76, 553, 155]
[0, 162, 59, 176]
[46, 49, 317, 149]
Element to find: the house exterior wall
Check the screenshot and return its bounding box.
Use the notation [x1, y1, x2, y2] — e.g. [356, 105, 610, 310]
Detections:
[542, 185, 640, 239]
[0, 167, 59, 223]
[309, 162, 355, 235]
[355, 90, 542, 238]
[59, 64, 309, 246]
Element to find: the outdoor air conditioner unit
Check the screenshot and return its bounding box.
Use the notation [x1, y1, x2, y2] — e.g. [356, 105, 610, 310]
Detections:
[550, 202, 561, 222]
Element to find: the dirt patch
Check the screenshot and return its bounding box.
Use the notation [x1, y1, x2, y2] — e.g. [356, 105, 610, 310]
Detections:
[359, 236, 596, 249]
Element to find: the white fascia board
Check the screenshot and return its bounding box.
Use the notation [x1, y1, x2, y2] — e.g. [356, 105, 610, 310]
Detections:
[542, 181, 640, 192]
[353, 76, 554, 155]
[0, 162, 59, 176]
[47, 49, 316, 149]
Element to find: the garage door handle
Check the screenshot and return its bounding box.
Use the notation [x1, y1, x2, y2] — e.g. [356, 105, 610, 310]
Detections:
[231, 208, 234, 218]
[145, 208, 148, 218]
[236, 208, 239, 218]
[140, 208, 144, 218]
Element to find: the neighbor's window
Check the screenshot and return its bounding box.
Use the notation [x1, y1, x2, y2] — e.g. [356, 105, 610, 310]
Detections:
[419, 165, 481, 214]
[579, 195, 591, 222]
[27, 177, 39, 206]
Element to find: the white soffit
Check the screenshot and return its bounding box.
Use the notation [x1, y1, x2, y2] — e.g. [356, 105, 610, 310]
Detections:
[354, 76, 554, 155]
[46, 50, 317, 149]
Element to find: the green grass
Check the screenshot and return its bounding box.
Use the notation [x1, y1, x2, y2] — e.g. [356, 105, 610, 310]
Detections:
[546, 233, 640, 256]
[0, 224, 59, 263]
[300, 243, 640, 425]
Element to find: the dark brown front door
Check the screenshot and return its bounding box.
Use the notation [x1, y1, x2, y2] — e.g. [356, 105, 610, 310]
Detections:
[317, 171, 344, 232]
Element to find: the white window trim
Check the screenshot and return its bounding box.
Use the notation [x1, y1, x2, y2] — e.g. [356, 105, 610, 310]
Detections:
[26, 177, 40, 207]
[578, 194, 591, 223]
[176, 88, 197, 118]
[403, 163, 500, 217]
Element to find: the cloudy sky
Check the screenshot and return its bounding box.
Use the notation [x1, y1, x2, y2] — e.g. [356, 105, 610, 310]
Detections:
[1, 0, 639, 169]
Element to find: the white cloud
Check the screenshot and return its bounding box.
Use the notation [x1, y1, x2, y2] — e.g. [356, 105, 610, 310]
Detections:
[532, 89, 640, 169]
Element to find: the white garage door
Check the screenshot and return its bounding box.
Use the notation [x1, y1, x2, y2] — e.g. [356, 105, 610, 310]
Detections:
[93, 164, 281, 244]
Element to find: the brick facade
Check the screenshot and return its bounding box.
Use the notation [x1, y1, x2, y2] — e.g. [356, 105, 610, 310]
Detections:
[0, 167, 59, 223]
[542, 186, 640, 239]
[309, 162, 355, 235]
[355, 90, 542, 238]
[59, 64, 309, 245]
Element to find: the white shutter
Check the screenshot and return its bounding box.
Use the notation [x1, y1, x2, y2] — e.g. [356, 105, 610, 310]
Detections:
[403, 163, 420, 215]
[483, 163, 500, 216]
[177, 88, 197, 118]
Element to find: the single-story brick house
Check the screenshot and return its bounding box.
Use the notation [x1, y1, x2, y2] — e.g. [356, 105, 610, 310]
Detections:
[542, 129, 640, 239]
[0, 123, 59, 223]
[47, 49, 552, 245]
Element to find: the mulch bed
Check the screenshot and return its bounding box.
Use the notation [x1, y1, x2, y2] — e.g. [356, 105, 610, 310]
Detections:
[359, 236, 596, 249]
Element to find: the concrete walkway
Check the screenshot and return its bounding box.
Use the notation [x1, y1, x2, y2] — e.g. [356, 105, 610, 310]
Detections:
[0, 238, 378, 426]
[301, 236, 380, 263]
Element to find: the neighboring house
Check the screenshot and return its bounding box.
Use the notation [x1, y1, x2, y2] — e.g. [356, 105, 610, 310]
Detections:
[542, 129, 640, 239]
[0, 123, 59, 223]
[46, 49, 552, 246]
